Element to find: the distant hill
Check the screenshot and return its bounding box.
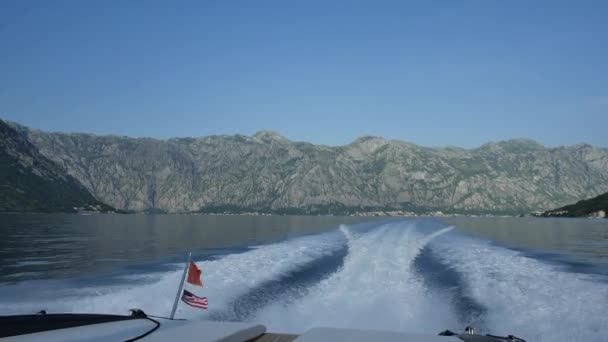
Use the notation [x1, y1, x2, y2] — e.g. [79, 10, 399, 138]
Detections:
[542, 192, 608, 218]
[4, 119, 608, 215]
[0, 120, 114, 212]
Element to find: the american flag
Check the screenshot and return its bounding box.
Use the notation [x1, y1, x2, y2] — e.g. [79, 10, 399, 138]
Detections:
[181, 289, 208, 310]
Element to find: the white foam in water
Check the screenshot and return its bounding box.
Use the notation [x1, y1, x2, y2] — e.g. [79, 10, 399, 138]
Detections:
[432, 234, 608, 341]
[2, 230, 346, 318]
[1, 268, 186, 316]
[251, 223, 456, 333]
[181, 231, 346, 319]
[4, 220, 607, 342]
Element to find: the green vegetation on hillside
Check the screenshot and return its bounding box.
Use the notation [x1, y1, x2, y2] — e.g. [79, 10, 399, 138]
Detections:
[542, 192, 608, 218]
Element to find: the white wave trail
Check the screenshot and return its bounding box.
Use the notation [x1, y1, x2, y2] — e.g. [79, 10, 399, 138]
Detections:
[1, 231, 345, 318]
[252, 223, 455, 334]
[184, 231, 344, 319]
[433, 235, 608, 342]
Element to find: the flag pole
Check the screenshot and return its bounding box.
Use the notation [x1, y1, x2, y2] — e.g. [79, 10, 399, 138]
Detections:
[169, 252, 191, 319]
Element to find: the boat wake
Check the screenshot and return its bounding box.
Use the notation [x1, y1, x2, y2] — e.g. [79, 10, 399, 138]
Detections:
[2, 219, 608, 341]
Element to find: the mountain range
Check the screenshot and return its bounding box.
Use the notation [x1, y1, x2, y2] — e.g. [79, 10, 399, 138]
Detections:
[2, 119, 608, 215]
[0, 120, 112, 212]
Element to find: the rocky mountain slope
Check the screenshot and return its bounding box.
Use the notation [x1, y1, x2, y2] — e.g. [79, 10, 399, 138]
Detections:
[6, 120, 608, 214]
[0, 120, 113, 212]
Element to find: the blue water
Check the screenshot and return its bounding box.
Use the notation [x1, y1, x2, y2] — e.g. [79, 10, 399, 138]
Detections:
[1, 215, 607, 341]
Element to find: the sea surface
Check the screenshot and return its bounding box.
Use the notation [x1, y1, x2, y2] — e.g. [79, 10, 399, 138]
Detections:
[1, 213, 607, 341]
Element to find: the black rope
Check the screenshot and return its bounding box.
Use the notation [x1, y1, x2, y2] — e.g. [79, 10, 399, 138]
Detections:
[123, 316, 160, 342]
[146, 314, 187, 321]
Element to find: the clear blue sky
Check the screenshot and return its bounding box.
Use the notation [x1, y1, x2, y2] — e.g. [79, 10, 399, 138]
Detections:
[1, 1, 607, 148]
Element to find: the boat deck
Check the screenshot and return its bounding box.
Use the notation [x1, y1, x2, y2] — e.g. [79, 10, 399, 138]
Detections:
[251, 333, 299, 342]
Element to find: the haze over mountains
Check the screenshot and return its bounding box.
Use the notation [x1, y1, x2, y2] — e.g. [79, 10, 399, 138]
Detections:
[2, 119, 608, 215]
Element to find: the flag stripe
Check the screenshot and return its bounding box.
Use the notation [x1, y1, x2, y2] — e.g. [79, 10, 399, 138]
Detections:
[181, 290, 208, 310]
[182, 300, 207, 309]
